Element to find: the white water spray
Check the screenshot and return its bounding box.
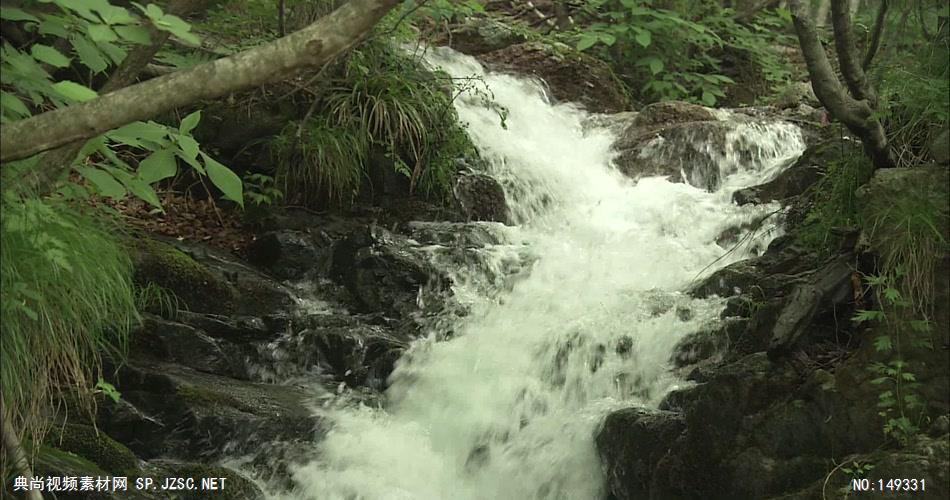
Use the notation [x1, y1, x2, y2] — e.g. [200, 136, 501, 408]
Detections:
[280, 48, 805, 500]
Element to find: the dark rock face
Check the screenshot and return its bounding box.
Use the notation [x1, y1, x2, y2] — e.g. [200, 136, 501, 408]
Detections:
[629, 101, 716, 131]
[131, 316, 246, 379]
[598, 165, 950, 499]
[245, 229, 334, 280]
[437, 18, 527, 55]
[479, 42, 631, 113]
[453, 170, 510, 224]
[330, 225, 452, 322]
[596, 408, 685, 500]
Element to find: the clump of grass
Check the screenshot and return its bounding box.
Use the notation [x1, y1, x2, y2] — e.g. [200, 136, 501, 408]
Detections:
[797, 151, 875, 254]
[271, 116, 369, 205]
[272, 40, 476, 206]
[0, 195, 140, 470]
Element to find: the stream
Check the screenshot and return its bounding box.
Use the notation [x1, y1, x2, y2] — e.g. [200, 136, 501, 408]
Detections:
[271, 48, 806, 500]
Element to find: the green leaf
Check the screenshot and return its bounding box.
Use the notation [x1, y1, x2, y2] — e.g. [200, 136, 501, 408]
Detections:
[154, 13, 199, 46]
[873, 335, 893, 352]
[31, 44, 71, 68]
[577, 34, 599, 51]
[96, 41, 126, 65]
[179, 110, 201, 134]
[701, 91, 716, 106]
[176, 134, 200, 161]
[634, 29, 652, 47]
[641, 57, 664, 75]
[1, 91, 31, 118]
[95, 5, 138, 25]
[137, 149, 178, 184]
[599, 33, 616, 46]
[201, 152, 243, 207]
[108, 121, 170, 148]
[38, 18, 70, 38]
[71, 35, 109, 73]
[0, 7, 40, 23]
[79, 167, 126, 199]
[114, 25, 151, 44]
[87, 24, 118, 42]
[52, 81, 98, 102]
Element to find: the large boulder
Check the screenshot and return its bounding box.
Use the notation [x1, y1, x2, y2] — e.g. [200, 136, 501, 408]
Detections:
[452, 170, 510, 224]
[612, 111, 805, 191]
[245, 229, 334, 280]
[329, 225, 452, 322]
[596, 408, 685, 500]
[479, 41, 631, 113]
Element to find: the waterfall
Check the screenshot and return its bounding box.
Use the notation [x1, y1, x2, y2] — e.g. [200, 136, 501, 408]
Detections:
[277, 48, 805, 500]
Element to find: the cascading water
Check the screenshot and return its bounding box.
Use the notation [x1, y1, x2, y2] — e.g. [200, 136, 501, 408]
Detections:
[277, 48, 805, 500]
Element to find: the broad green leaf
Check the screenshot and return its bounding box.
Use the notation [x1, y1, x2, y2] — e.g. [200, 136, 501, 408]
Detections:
[1, 91, 31, 118]
[641, 57, 664, 75]
[137, 149, 178, 184]
[576, 34, 599, 51]
[176, 134, 200, 161]
[144, 4, 165, 20]
[154, 14, 199, 46]
[52, 81, 98, 102]
[109, 121, 170, 148]
[599, 33, 616, 46]
[71, 35, 108, 73]
[31, 44, 71, 68]
[701, 91, 716, 106]
[96, 41, 126, 65]
[0, 7, 40, 23]
[634, 29, 651, 47]
[79, 167, 126, 199]
[95, 5, 138, 25]
[87, 24, 118, 42]
[125, 177, 163, 209]
[38, 19, 70, 38]
[179, 110, 201, 134]
[114, 25, 151, 44]
[201, 152, 243, 207]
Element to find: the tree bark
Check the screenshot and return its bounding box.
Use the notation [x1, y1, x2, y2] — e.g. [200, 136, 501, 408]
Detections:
[863, 0, 888, 70]
[789, 0, 893, 168]
[830, 0, 875, 104]
[0, 0, 401, 164]
[815, 0, 831, 27]
[1, 400, 43, 500]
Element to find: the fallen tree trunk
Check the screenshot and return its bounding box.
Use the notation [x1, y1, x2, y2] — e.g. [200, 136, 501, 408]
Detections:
[0, 0, 401, 164]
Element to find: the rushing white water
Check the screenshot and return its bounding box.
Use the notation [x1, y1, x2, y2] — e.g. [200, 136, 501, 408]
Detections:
[279, 48, 805, 500]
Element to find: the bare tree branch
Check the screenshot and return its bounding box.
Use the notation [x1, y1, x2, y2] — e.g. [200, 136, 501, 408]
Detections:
[789, 0, 893, 167]
[863, 0, 888, 70]
[830, 0, 875, 104]
[0, 0, 401, 164]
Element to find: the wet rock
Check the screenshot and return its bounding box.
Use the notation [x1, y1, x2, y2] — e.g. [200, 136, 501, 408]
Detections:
[479, 41, 631, 113]
[329, 225, 452, 321]
[44, 423, 140, 476]
[175, 311, 277, 343]
[132, 237, 294, 317]
[245, 229, 333, 280]
[774, 81, 820, 110]
[453, 170, 510, 224]
[32, 445, 160, 500]
[732, 160, 822, 205]
[630, 101, 715, 131]
[438, 18, 527, 55]
[95, 397, 167, 459]
[143, 460, 266, 500]
[612, 117, 803, 191]
[116, 361, 321, 459]
[131, 316, 245, 379]
[596, 407, 685, 500]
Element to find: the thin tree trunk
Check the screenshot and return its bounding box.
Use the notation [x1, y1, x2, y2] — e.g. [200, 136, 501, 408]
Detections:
[863, 0, 888, 70]
[815, 0, 831, 28]
[0, 0, 400, 165]
[789, 0, 893, 167]
[1, 400, 43, 500]
[831, 0, 876, 104]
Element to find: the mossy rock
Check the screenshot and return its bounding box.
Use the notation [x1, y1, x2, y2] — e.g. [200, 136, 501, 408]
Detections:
[131, 238, 237, 314]
[147, 461, 264, 500]
[44, 423, 140, 476]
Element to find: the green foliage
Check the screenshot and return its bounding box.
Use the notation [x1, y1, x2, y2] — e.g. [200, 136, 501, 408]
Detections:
[797, 151, 875, 253]
[243, 173, 284, 206]
[272, 39, 476, 205]
[841, 460, 875, 480]
[570, 1, 792, 105]
[0, 195, 140, 455]
[852, 272, 934, 445]
[271, 115, 369, 205]
[0, 2, 244, 208]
